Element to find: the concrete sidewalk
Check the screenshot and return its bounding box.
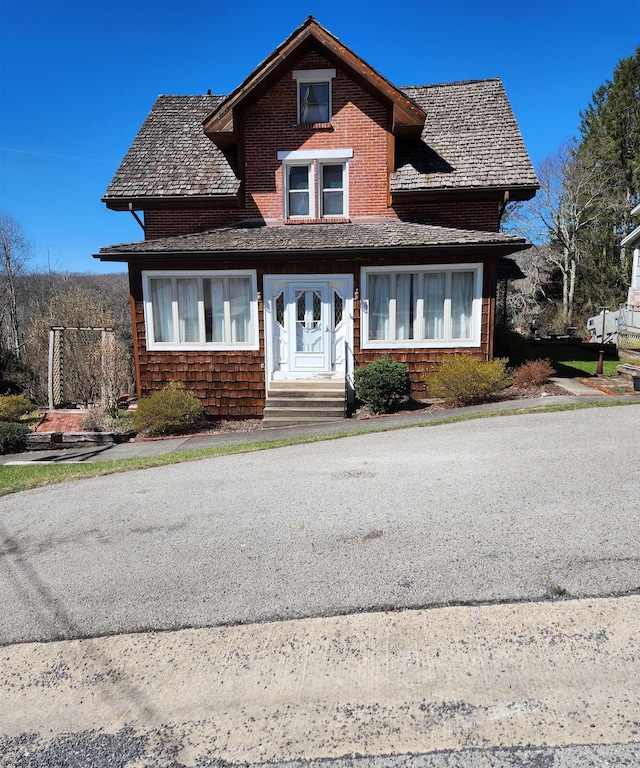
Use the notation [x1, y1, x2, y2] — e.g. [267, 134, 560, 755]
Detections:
[1, 389, 630, 465]
[1, 596, 638, 766]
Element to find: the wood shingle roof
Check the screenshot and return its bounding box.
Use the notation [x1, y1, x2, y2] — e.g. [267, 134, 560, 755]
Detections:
[103, 79, 536, 208]
[394, 80, 538, 194]
[97, 220, 528, 260]
[103, 95, 240, 207]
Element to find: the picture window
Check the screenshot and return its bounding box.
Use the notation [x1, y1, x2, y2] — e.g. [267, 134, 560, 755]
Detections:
[143, 271, 258, 350]
[362, 265, 482, 348]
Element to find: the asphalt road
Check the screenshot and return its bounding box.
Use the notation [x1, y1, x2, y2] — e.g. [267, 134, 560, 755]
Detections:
[1, 406, 638, 645]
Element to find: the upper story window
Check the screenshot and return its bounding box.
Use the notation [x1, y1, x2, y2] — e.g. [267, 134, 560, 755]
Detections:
[321, 164, 344, 216]
[143, 270, 259, 351]
[278, 149, 353, 221]
[287, 164, 311, 216]
[292, 68, 336, 125]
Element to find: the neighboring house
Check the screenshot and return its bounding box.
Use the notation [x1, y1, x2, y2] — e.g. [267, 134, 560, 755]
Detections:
[619, 202, 640, 362]
[96, 17, 538, 420]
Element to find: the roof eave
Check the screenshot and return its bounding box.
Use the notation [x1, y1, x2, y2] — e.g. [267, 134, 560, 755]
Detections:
[102, 194, 240, 212]
[94, 239, 530, 263]
[622, 224, 640, 247]
[391, 185, 539, 202]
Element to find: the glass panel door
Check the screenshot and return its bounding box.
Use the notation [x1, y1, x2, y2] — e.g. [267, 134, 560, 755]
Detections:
[295, 289, 323, 353]
[289, 283, 330, 371]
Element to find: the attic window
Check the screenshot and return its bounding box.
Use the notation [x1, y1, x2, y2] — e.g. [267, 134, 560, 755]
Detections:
[293, 68, 336, 125]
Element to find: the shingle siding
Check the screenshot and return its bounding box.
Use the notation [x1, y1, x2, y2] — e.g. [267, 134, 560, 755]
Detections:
[128, 252, 497, 417]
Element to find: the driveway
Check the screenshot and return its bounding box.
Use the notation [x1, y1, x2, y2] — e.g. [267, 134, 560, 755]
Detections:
[1, 406, 638, 645]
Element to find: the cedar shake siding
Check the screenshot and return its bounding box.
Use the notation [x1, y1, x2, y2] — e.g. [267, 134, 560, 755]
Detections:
[98, 17, 537, 419]
[128, 253, 496, 418]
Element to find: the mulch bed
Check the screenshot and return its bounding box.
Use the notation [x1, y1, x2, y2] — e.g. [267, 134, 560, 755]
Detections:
[352, 382, 568, 420]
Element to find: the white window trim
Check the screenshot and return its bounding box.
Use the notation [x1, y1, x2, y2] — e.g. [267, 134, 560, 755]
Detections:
[279, 150, 352, 220]
[318, 161, 348, 219]
[361, 264, 483, 349]
[278, 149, 353, 161]
[283, 161, 315, 220]
[143, 270, 259, 351]
[292, 69, 336, 125]
[292, 68, 337, 82]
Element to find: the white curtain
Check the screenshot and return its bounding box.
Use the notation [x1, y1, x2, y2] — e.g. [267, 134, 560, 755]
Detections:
[229, 277, 252, 343]
[396, 273, 416, 340]
[424, 272, 445, 340]
[204, 278, 225, 343]
[301, 83, 328, 123]
[150, 278, 174, 343]
[177, 279, 199, 343]
[451, 271, 474, 339]
[368, 273, 390, 341]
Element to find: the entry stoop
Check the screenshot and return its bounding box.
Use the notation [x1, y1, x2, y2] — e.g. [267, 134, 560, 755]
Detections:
[262, 379, 346, 427]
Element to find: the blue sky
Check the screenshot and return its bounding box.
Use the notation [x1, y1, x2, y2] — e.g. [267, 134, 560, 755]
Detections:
[1, 0, 638, 274]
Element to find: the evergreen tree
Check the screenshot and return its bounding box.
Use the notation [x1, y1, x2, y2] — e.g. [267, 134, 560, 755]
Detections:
[575, 47, 640, 312]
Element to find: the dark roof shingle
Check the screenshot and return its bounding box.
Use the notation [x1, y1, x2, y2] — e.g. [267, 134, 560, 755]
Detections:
[394, 80, 538, 193]
[103, 95, 240, 203]
[98, 220, 528, 258]
[103, 79, 537, 203]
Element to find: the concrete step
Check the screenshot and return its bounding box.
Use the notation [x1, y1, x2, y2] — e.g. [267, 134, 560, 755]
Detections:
[264, 379, 346, 426]
[268, 380, 344, 392]
[263, 405, 344, 419]
[266, 395, 344, 406]
[262, 415, 345, 428]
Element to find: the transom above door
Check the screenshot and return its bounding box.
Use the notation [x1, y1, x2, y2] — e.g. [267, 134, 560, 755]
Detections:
[264, 275, 353, 379]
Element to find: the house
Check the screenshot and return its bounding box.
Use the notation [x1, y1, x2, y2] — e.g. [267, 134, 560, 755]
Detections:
[96, 17, 538, 422]
[618, 202, 640, 363]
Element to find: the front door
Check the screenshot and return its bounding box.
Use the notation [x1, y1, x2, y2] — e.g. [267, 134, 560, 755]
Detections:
[290, 283, 330, 371]
[265, 274, 353, 380]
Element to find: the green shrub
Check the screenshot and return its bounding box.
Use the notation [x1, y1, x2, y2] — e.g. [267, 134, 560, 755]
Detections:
[0, 393, 34, 422]
[354, 358, 411, 414]
[132, 383, 205, 436]
[0, 421, 29, 454]
[512, 359, 555, 389]
[426, 355, 512, 406]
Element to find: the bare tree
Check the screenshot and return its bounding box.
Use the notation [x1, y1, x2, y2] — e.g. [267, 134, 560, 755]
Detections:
[87, 334, 131, 417]
[535, 142, 624, 326]
[0, 210, 32, 358]
[25, 284, 115, 405]
[506, 245, 553, 333]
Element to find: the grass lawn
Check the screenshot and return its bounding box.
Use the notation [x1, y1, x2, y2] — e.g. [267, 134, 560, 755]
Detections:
[530, 345, 619, 376]
[1, 400, 637, 497]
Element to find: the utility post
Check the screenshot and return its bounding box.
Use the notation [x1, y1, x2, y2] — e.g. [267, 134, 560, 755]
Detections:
[596, 306, 608, 375]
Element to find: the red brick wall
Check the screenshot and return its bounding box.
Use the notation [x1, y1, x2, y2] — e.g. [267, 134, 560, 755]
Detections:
[144, 208, 246, 240]
[392, 198, 501, 232]
[242, 51, 392, 221]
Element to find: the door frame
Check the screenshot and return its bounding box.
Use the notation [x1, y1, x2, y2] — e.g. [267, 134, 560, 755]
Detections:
[263, 273, 353, 384]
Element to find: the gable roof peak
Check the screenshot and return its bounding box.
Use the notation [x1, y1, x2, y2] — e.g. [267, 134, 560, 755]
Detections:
[202, 18, 426, 147]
